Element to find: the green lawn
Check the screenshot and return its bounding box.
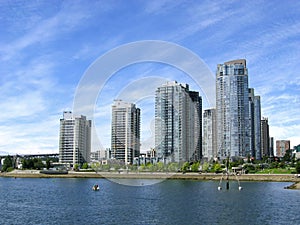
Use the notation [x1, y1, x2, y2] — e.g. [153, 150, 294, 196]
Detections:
[256, 168, 296, 174]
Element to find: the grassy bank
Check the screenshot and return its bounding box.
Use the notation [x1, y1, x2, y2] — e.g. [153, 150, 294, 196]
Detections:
[1, 170, 299, 183]
[255, 168, 296, 174]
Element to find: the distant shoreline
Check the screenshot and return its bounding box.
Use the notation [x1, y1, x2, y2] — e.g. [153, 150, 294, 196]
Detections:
[1, 170, 299, 189]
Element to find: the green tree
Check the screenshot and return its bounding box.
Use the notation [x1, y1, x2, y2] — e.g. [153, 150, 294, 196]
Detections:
[243, 164, 256, 174]
[213, 162, 222, 173]
[181, 162, 190, 173]
[146, 163, 155, 171]
[296, 161, 300, 174]
[73, 164, 79, 171]
[191, 162, 200, 172]
[156, 162, 164, 171]
[139, 164, 146, 171]
[279, 161, 286, 169]
[82, 162, 89, 169]
[33, 158, 44, 170]
[202, 162, 209, 172]
[167, 162, 179, 172]
[270, 161, 279, 169]
[91, 162, 101, 172]
[2, 156, 13, 172]
[102, 164, 110, 171]
[46, 158, 51, 170]
[27, 159, 34, 169]
[283, 149, 292, 162]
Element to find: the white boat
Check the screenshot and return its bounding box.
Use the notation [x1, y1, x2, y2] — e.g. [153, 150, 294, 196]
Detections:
[92, 184, 100, 191]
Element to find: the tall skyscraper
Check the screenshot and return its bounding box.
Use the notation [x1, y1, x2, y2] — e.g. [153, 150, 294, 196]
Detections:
[254, 96, 262, 159]
[59, 111, 91, 165]
[261, 117, 270, 157]
[155, 81, 202, 163]
[269, 137, 274, 157]
[216, 59, 250, 159]
[111, 100, 140, 164]
[248, 88, 255, 157]
[203, 109, 217, 161]
[249, 88, 262, 160]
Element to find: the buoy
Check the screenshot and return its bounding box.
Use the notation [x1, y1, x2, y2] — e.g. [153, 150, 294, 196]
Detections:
[218, 186, 222, 191]
[239, 186, 243, 191]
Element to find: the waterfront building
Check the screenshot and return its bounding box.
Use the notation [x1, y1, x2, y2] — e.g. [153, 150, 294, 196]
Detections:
[248, 88, 262, 160]
[216, 59, 250, 160]
[276, 140, 290, 157]
[254, 96, 262, 159]
[294, 144, 300, 159]
[59, 111, 91, 165]
[269, 137, 274, 157]
[105, 148, 111, 160]
[111, 100, 140, 164]
[202, 108, 217, 161]
[249, 89, 255, 158]
[147, 148, 156, 158]
[261, 117, 270, 157]
[155, 81, 202, 163]
[90, 150, 101, 162]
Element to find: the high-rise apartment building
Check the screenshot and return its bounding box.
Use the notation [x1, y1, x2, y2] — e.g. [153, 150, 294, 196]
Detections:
[155, 81, 202, 163]
[276, 140, 290, 157]
[269, 137, 274, 157]
[261, 117, 270, 157]
[59, 111, 91, 165]
[254, 96, 262, 159]
[216, 59, 250, 159]
[248, 88, 262, 160]
[111, 100, 140, 164]
[203, 109, 217, 161]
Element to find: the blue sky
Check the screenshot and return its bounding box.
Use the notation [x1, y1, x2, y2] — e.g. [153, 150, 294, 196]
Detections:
[0, 0, 299, 155]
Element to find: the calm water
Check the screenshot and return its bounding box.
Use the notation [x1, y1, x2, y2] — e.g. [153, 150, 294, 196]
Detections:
[0, 177, 299, 225]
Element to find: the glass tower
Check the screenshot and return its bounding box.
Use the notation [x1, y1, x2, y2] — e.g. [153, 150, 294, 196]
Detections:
[216, 59, 250, 160]
[249, 88, 262, 160]
[203, 108, 217, 161]
[155, 81, 202, 163]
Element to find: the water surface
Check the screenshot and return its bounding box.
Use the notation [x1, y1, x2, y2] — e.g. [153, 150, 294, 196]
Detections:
[0, 178, 299, 224]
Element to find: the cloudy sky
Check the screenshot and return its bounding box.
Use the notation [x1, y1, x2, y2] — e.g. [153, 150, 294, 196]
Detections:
[0, 0, 299, 155]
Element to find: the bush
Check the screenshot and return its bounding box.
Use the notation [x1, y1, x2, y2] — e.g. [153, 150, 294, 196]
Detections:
[2, 156, 13, 172]
[244, 164, 257, 174]
[191, 162, 200, 172]
[212, 163, 222, 173]
[6, 167, 14, 172]
[82, 163, 89, 169]
[296, 162, 300, 174]
[181, 162, 190, 173]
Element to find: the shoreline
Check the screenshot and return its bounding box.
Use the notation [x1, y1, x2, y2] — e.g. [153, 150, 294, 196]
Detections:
[1, 170, 299, 188]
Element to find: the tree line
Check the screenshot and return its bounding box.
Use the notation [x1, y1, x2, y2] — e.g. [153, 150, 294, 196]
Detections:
[1, 156, 58, 172]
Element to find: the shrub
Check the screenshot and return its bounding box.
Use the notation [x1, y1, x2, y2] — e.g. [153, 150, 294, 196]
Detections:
[296, 162, 300, 174]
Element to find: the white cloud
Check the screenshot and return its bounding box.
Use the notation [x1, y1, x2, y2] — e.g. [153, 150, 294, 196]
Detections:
[0, 114, 60, 154]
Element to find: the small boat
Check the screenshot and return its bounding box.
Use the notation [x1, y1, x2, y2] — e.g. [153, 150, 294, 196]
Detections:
[92, 184, 100, 191]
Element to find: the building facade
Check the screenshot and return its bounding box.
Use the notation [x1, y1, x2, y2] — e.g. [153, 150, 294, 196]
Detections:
[248, 88, 262, 160]
[254, 96, 262, 159]
[216, 59, 250, 160]
[269, 137, 274, 157]
[59, 111, 91, 165]
[111, 100, 140, 164]
[155, 81, 202, 163]
[294, 144, 300, 160]
[261, 117, 270, 157]
[202, 108, 217, 161]
[276, 140, 290, 157]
